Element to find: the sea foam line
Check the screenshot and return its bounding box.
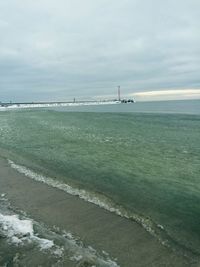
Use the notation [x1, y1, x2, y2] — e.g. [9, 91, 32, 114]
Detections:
[7, 160, 200, 262]
[8, 159, 163, 241]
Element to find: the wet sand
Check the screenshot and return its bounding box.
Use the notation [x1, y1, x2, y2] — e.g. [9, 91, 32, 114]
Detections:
[0, 156, 197, 267]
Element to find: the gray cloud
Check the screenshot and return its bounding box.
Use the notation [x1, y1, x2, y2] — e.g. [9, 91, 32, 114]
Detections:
[0, 0, 200, 101]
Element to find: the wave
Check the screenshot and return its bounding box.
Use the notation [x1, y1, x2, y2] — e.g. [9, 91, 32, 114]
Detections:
[7, 159, 199, 261]
[8, 160, 157, 235]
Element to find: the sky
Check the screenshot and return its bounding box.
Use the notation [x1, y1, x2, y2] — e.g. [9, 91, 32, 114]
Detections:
[0, 0, 200, 102]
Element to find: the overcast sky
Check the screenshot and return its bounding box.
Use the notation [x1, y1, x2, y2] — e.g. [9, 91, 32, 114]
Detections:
[0, 0, 200, 102]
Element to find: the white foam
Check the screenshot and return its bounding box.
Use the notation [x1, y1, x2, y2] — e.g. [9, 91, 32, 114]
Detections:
[8, 160, 123, 214]
[8, 159, 161, 239]
[59, 229, 120, 266]
[11, 235, 22, 245]
[68, 243, 119, 267]
[0, 213, 54, 250]
[34, 236, 54, 250]
[0, 214, 33, 237]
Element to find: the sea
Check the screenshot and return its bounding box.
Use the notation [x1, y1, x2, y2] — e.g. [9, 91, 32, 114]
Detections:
[0, 99, 200, 266]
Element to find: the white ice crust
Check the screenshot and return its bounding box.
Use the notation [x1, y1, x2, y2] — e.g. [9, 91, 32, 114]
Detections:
[0, 213, 54, 249]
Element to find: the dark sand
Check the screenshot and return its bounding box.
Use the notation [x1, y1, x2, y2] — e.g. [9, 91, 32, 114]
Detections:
[0, 156, 198, 267]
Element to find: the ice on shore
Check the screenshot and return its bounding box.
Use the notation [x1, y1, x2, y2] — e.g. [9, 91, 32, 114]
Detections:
[0, 213, 54, 250]
[0, 211, 119, 266]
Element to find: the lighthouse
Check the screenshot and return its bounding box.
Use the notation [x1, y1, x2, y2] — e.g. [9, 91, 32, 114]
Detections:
[118, 86, 121, 101]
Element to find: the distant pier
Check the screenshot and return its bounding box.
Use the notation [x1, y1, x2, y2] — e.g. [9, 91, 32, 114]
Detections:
[0, 98, 135, 109]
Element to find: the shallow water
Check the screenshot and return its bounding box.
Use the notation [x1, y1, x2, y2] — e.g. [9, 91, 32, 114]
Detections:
[0, 194, 119, 267]
[0, 102, 200, 264]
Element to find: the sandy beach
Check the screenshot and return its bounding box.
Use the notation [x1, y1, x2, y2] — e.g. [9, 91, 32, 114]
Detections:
[0, 156, 197, 267]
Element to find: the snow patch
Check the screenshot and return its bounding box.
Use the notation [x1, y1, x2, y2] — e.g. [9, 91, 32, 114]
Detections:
[0, 213, 54, 250]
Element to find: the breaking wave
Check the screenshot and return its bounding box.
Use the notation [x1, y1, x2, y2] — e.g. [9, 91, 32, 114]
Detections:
[8, 159, 199, 261]
[7, 160, 164, 240]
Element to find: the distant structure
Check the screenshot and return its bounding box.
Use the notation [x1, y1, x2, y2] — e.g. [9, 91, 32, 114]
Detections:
[117, 86, 135, 103]
[118, 86, 121, 101]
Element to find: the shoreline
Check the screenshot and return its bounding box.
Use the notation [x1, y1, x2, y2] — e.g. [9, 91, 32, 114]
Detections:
[0, 156, 196, 266]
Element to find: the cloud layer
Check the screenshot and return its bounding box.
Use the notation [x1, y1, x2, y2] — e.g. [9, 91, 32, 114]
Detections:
[133, 89, 200, 101]
[0, 0, 200, 102]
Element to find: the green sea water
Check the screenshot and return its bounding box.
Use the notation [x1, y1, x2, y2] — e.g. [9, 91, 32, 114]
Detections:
[0, 103, 200, 260]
